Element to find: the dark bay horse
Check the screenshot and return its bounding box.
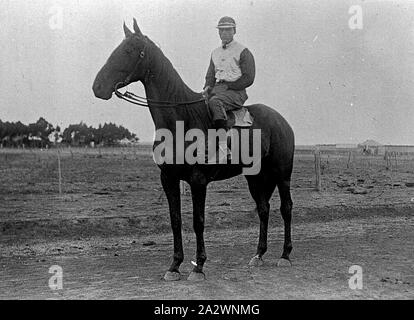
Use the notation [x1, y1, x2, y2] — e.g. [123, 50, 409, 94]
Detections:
[93, 19, 295, 281]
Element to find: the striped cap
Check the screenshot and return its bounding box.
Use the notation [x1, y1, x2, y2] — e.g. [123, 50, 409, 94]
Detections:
[216, 16, 236, 29]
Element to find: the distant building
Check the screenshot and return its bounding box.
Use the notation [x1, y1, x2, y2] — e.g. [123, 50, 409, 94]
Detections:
[359, 139, 382, 147]
[335, 143, 358, 149]
[357, 140, 414, 155]
[315, 144, 336, 151]
[293, 142, 414, 155]
[296, 144, 358, 153]
[48, 131, 62, 144]
[315, 144, 358, 152]
[358, 140, 383, 155]
[119, 137, 140, 146]
[377, 145, 414, 155]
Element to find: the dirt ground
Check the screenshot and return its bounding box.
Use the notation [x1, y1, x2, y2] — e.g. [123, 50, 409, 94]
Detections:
[0, 147, 413, 299]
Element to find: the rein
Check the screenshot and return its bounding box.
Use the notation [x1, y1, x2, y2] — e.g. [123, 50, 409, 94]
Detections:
[113, 37, 242, 110]
[114, 82, 206, 108]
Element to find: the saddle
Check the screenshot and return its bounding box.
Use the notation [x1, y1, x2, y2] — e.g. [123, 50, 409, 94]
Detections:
[204, 92, 254, 129]
[202, 102, 254, 163]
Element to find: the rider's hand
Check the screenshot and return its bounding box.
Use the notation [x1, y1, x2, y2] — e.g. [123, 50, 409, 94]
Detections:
[202, 86, 211, 98]
[216, 81, 229, 91]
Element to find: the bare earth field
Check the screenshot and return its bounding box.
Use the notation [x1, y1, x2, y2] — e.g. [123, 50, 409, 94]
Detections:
[0, 146, 413, 299]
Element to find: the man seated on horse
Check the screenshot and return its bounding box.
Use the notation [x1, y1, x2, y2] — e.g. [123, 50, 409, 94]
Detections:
[203, 16, 256, 163]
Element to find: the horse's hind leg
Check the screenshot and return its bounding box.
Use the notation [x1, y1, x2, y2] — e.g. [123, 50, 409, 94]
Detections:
[246, 175, 276, 266]
[276, 179, 293, 267]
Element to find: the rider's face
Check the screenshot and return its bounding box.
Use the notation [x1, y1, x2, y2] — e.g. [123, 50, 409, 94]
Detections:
[219, 27, 235, 43]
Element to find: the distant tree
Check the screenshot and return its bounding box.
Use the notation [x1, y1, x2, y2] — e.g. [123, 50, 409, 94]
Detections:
[97, 122, 137, 146]
[26, 117, 54, 147]
[0, 119, 30, 147]
[0, 118, 138, 148]
[62, 122, 96, 146]
[94, 124, 103, 145]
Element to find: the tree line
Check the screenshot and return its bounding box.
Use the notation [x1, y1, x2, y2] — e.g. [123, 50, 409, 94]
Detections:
[0, 117, 138, 148]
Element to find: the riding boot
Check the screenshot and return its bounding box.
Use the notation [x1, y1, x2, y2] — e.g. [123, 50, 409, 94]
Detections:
[207, 119, 231, 164]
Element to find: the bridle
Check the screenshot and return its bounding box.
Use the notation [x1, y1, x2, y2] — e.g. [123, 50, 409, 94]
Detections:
[114, 38, 206, 108]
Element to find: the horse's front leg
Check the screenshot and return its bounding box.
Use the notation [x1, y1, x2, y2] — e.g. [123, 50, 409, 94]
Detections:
[187, 180, 208, 281]
[161, 172, 183, 281]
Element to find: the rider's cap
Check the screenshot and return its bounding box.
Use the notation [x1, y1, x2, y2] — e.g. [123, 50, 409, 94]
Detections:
[216, 16, 236, 29]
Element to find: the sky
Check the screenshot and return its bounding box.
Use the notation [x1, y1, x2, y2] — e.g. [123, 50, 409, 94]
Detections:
[0, 0, 413, 145]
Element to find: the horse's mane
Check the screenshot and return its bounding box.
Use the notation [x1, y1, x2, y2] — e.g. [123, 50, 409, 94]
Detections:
[145, 37, 211, 131]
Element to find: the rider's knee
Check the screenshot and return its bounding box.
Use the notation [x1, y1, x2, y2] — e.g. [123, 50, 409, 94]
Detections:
[209, 97, 223, 107]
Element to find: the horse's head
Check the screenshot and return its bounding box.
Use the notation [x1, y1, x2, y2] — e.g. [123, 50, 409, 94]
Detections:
[93, 18, 150, 100]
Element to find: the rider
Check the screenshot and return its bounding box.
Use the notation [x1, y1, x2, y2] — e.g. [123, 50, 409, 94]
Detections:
[203, 16, 256, 163]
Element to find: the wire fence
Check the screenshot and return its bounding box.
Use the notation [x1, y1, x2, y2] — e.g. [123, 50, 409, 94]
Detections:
[1, 146, 413, 197]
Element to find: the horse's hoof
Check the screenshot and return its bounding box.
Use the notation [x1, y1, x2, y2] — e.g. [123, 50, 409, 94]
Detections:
[164, 271, 181, 281]
[248, 255, 264, 267]
[277, 258, 292, 267]
[187, 271, 206, 282]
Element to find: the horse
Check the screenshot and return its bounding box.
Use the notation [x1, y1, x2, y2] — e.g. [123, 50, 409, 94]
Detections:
[93, 19, 295, 281]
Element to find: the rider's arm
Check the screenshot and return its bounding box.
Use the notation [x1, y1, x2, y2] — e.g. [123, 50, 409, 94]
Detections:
[224, 48, 255, 91]
[204, 57, 216, 90]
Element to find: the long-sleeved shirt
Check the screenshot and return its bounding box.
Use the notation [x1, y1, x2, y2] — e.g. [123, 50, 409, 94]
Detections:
[204, 41, 256, 92]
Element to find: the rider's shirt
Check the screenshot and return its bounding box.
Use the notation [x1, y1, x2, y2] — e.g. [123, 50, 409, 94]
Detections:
[204, 40, 256, 92]
[212, 41, 246, 82]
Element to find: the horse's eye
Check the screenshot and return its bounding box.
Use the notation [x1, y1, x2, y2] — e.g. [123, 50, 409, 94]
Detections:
[140, 51, 145, 58]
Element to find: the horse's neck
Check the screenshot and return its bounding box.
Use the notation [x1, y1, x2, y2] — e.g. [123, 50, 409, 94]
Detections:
[143, 47, 210, 134]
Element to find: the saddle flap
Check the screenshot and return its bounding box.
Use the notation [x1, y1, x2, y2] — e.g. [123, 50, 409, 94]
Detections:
[226, 107, 253, 128]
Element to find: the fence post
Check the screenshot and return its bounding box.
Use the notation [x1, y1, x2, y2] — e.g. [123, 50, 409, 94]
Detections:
[352, 151, 357, 182]
[314, 148, 321, 191]
[394, 152, 398, 169]
[57, 149, 62, 195]
[347, 151, 352, 169]
[121, 148, 125, 191]
[385, 151, 390, 170]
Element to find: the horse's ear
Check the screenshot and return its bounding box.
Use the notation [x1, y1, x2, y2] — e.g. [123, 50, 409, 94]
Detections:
[123, 21, 133, 38]
[133, 18, 143, 36]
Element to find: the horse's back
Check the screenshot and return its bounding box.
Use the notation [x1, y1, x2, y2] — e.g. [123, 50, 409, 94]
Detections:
[245, 103, 295, 177]
[245, 103, 294, 141]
